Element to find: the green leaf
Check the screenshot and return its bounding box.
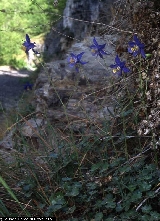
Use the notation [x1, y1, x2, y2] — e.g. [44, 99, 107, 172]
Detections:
[0, 175, 30, 216]
[105, 202, 116, 209]
[94, 200, 103, 208]
[124, 202, 131, 211]
[89, 190, 98, 195]
[66, 186, 80, 197]
[146, 54, 152, 58]
[116, 203, 123, 212]
[51, 195, 65, 206]
[102, 194, 116, 209]
[0, 200, 11, 217]
[47, 195, 66, 214]
[119, 165, 131, 174]
[139, 181, 152, 192]
[91, 162, 102, 172]
[94, 212, 103, 221]
[141, 214, 151, 221]
[150, 211, 160, 220]
[66, 205, 76, 214]
[127, 184, 137, 192]
[146, 191, 155, 198]
[130, 190, 142, 202]
[62, 177, 72, 181]
[141, 205, 152, 214]
[87, 182, 97, 190]
[110, 157, 125, 167]
[99, 162, 109, 173]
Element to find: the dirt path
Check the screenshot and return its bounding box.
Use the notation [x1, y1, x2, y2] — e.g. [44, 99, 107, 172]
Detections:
[0, 66, 31, 138]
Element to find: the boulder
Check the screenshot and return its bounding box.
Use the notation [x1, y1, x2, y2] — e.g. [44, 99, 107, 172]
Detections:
[32, 35, 118, 135]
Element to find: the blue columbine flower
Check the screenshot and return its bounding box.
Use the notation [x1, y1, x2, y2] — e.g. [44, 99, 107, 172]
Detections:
[128, 35, 146, 59]
[68, 52, 88, 72]
[22, 34, 39, 55]
[24, 82, 33, 91]
[90, 37, 109, 59]
[110, 55, 130, 77]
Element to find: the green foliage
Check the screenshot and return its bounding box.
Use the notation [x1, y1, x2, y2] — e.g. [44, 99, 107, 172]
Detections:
[0, 0, 66, 67]
[0, 175, 30, 216]
[0, 200, 11, 217]
[1, 129, 159, 219]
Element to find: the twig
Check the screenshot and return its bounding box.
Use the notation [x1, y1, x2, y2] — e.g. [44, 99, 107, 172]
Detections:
[136, 186, 160, 211]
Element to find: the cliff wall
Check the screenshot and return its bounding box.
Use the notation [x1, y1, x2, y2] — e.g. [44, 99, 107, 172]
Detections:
[44, 0, 115, 60]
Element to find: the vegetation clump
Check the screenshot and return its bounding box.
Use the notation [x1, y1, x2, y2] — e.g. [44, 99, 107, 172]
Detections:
[0, 0, 66, 68]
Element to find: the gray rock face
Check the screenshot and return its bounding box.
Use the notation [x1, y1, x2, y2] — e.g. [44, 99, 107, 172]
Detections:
[63, 0, 115, 39]
[63, 0, 99, 39]
[44, 0, 115, 60]
[32, 35, 118, 135]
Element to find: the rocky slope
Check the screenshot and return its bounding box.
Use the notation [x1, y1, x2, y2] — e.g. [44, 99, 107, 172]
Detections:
[0, 35, 119, 161]
[0, 0, 118, 161]
[33, 35, 117, 129]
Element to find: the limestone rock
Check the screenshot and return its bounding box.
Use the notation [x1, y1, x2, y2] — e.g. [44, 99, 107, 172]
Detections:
[21, 118, 43, 137]
[0, 129, 15, 150]
[0, 129, 16, 164]
[32, 35, 117, 134]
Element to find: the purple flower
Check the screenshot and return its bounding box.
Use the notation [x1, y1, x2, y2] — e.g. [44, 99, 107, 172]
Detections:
[22, 34, 39, 55]
[90, 37, 109, 59]
[128, 35, 146, 59]
[68, 52, 88, 72]
[24, 82, 33, 91]
[110, 55, 130, 77]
